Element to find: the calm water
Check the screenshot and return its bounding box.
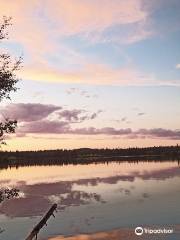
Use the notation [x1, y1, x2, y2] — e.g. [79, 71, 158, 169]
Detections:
[0, 161, 180, 240]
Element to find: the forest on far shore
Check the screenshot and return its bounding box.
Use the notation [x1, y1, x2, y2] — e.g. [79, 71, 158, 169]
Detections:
[0, 145, 180, 169]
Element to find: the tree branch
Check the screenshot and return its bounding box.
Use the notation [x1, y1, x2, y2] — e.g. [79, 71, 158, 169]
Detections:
[25, 204, 57, 240]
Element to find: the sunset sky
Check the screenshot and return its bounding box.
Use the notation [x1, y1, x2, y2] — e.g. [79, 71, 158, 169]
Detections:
[0, 0, 180, 150]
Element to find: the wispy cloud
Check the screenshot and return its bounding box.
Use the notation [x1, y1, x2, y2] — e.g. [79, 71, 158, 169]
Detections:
[1, 0, 180, 87]
[121, 117, 127, 122]
[46, 0, 148, 35]
[0, 0, 157, 87]
[0, 0, 150, 51]
[66, 88, 98, 99]
[176, 64, 180, 69]
[137, 112, 146, 116]
[19, 62, 156, 85]
[58, 109, 102, 123]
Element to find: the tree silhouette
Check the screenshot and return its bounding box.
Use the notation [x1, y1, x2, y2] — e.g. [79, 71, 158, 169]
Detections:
[0, 16, 22, 144]
[0, 188, 19, 203]
[0, 16, 21, 199]
[0, 17, 21, 236]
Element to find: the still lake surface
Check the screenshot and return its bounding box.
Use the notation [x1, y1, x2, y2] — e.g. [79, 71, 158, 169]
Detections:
[0, 161, 180, 240]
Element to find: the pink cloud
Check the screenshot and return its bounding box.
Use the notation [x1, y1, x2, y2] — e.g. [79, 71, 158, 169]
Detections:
[58, 109, 102, 122]
[0, 0, 149, 50]
[0, 103, 62, 122]
[46, 0, 147, 34]
[0, 0, 157, 86]
[20, 120, 69, 134]
[17, 118, 180, 140]
[0, 103, 101, 132]
[19, 62, 156, 85]
[3, 103, 178, 140]
[176, 64, 180, 69]
[58, 109, 84, 122]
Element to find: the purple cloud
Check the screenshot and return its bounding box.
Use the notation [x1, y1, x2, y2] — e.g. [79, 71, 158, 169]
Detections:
[136, 128, 180, 139]
[0, 103, 102, 127]
[58, 109, 84, 122]
[20, 120, 69, 134]
[58, 109, 102, 122]
[137, 112, 146, 116]
[68, 127, 132, 135]
[0, 103, 62, 122]
[4, 103, 179, 140]
[90, 110, 103, 120]
[18, 122, 180, 140]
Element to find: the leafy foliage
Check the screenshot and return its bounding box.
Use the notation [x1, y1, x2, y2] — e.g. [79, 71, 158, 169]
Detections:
[0, 16, 22, 144]
[0, 53, 22, 101]
[0, 119, 17, 144]
[0, 188, 19, 203]
[0, 17, 20, 235]
[0, 16, 12, 40]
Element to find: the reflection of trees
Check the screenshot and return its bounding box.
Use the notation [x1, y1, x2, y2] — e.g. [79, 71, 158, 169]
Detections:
[0, 183, 103, 239]
[0, 188, 19, 203]
[1, 164, 180, 218]
[0, 188, 19, 235]
[0, 145, 179, 169]
[0, 180, 104, 218]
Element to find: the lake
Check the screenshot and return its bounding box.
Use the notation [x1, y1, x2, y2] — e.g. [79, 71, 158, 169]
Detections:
[0, 161, 180, 240]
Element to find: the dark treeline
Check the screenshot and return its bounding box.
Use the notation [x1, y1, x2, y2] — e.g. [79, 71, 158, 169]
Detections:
[0, 145, 180, 169]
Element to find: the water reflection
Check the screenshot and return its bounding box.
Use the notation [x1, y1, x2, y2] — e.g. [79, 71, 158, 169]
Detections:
[0, 162, 180, 218]
[0, 181, 104, 218]
[47, 226, 180, 240]
[47, 228, 140, 240]
[0, 161, 180, 240]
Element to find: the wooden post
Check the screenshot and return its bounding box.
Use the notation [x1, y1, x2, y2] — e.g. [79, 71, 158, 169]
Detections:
[25, 203, 57, 240]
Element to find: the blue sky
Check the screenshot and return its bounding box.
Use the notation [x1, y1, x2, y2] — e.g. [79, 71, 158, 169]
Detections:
[0, 0, 180, 150]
